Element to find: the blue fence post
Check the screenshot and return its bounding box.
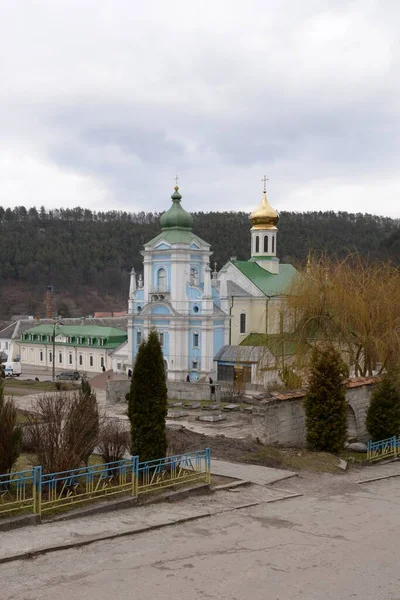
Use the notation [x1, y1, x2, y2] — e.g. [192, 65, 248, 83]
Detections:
[34, 465, 42, 516]
[205, 448, 211, 484]
[132, 456, 139, 497]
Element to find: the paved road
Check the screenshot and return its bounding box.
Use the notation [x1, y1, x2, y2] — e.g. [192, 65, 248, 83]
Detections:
[2, 473, 400, 599]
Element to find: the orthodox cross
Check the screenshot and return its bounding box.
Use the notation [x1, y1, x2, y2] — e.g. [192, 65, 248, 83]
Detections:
[261, 175, 268, 192]
[174, 174, 179, 186]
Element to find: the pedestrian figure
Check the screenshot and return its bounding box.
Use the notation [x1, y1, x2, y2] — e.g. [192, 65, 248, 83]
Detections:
[186, 374, 190, 383]
[209, 376, 215, 399]
[102, 365, 106, 373]
[128, 368, 132, 379]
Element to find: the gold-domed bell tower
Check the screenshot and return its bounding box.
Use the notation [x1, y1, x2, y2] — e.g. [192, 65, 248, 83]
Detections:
[250, 177, 280, 274]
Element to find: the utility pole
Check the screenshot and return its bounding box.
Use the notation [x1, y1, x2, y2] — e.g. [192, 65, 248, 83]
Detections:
[52, 317, 63, 381]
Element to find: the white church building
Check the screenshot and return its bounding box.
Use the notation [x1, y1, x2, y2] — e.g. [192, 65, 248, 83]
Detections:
[111, 185, 230, 381]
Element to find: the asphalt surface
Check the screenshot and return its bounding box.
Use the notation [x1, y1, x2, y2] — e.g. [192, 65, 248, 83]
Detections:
[2, 469, 400, 599]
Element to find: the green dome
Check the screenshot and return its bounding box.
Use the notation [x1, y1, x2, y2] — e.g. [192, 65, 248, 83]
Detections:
[160, 186, 193, 230]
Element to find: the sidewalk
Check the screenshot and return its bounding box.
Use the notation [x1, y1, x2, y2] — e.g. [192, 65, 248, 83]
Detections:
[0, 484, 299, 564]
[211, 459, 297, 485]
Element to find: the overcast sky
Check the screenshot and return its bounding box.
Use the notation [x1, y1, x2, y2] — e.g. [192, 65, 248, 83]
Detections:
[1, 0, 399, 218]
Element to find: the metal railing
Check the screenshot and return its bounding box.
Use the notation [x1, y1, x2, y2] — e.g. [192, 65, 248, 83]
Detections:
[0, 449, 210, 518]
[138, 448, 211, 494]
[0, 467, 40, 516]
[367, 436, 398, 462]
[40, 457, 139, 514]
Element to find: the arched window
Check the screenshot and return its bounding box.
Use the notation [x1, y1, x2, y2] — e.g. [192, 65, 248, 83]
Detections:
[255, 236, 260, 253]
[240, 313, 246, 334]
[190, 266, 199, 286]
[89, 356, 93, 367]
[272, 235, 275, 254]
[157, 268, 167, 292]
[263, 236, 268, 253]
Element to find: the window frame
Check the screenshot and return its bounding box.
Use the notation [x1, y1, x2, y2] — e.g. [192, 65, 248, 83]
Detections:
[239, 312, 247, 334]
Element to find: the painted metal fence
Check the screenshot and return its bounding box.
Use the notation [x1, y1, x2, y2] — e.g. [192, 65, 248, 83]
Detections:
[0, 449, 210, 519]
[40, 457, 139, 514]
[367, 436, 398, 462]
[138, 448, 211, 494]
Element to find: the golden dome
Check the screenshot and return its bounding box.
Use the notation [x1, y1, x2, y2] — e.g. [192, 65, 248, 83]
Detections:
[250, 191, 279, 229]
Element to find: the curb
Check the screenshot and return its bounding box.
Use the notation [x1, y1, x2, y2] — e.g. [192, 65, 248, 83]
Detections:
[357, 472, 400, 484]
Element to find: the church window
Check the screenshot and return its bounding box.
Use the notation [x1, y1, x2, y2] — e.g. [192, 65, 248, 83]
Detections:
[98, 338, 104, 347]
[157, 268, 167, 292]
[193, 305, 199, 313]
[272, 235, 275, 253]
[79, 354, 83, 366]
[88, 337, 94, 346]
[59, 353, 62, 364]
[40, 351, 43, 362]
[77, 337, 83, 345]
[263, 236, 268, 252]
[49, 352, 52, 363]
[89, 356, 93, 367]
[190, 267, 199, 286]
[193, 333, 199, 348]
[101, 357, 104, 369]
[240, 313, 246, 334]
[67, 336, 73, 344]
[192, 360, 198, 370]
[69, 353, 72, 365]
[159, 332, 165, 346]
[137, 330, 142, 345]
[255, 236, 260, 253]
[137, 306, 142, 313]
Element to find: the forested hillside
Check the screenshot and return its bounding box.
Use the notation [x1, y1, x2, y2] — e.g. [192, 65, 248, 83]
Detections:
[0, 205, 399, 319]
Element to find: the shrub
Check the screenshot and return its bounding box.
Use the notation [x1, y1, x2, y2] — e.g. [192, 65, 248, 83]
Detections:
[305, 344, 348, 454]
[27, 392, 101, 474]
[98, 420, 130, 464]
[128, 330, 168, 462]
[366, 368, 400, 441]
[0, 379, 22, 474]
[167, 429, 189, 456]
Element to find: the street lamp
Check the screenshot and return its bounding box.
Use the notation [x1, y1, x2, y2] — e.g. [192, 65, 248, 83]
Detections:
[52, 317, 63, 381]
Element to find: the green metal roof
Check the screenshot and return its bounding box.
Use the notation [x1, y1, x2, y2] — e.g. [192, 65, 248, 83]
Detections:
[239, 333, 310, 358]
[21, 325, 127, 348]
[239, 333, 298, 358]
[231, 261, 297, 296]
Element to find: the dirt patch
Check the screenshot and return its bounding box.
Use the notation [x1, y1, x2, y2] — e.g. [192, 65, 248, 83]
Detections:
[167, 428, 282, 468]
[167, 427, 367, 474]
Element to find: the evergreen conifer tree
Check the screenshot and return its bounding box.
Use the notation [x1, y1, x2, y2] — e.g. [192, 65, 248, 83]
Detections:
[366, 368, 400, 441]
[128, 330, 168, 461]
[0, 378, 22, 474]
[305, 344, 348, 453]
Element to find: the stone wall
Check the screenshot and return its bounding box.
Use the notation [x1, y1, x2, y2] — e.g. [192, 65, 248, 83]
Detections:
[106, 380, 130, 404]
[252, 378, 378, 447]
[106, 380, 221, 404]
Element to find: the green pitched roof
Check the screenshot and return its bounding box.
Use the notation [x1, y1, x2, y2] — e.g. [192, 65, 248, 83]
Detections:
[23, 325, 126, 337]
[231, 261, 297, 296]
[240, 333, 309, 360]
[21, 324, 127, 349]
[239, 333, 297, 357]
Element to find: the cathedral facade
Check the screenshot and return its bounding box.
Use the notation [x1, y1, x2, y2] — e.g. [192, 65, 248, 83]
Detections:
[113, 185, 229, 381]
